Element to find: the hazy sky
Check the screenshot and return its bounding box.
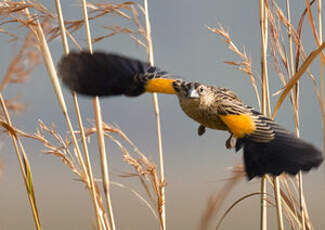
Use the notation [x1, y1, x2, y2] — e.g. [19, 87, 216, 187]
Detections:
[0, 0, 324, 229]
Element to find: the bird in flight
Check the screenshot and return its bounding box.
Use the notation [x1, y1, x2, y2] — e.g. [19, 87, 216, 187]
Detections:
[58, 51, 323, 180]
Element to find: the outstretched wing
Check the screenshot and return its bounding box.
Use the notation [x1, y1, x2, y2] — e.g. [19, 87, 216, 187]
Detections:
[236, 115, 323, 179]
[58, 51, 177, 97]
[212, 88, 322, 179]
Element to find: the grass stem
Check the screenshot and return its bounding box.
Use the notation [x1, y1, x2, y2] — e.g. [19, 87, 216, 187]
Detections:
[259, 1, 269, 229]
[143, 0, 167, 229]
[274, 177, 284, 230]
[80, 0, 116, 229]
[0, 94, 41, 230]
[54, 0, 105, 228]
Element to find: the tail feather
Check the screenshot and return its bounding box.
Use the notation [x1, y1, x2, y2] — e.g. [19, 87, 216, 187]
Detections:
[58, 51, 153, 97]
[236, 130, 323, 180]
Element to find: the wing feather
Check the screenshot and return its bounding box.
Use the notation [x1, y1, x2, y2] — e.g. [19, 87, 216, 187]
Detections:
[214, 89, 275, 142]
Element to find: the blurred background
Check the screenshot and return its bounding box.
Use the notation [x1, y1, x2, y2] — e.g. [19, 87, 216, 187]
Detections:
[0, 0, 324, 229]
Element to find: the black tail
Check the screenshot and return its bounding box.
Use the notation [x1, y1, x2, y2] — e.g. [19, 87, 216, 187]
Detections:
[58, 51, 159, 97]
[236, 129, 323, 180]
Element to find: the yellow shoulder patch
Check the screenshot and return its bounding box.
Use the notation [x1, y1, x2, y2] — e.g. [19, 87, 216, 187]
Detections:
[145, 78, 176, 94]
[219, 114, 256, 138]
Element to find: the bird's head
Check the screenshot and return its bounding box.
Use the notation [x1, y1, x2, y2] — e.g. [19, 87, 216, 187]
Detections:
[173, 80, 206, 98]
[173, 80, 215, 108]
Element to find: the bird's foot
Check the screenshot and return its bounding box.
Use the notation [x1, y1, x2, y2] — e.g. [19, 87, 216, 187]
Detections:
[198, 125, 206, 136]
[225, 134, 235, 149]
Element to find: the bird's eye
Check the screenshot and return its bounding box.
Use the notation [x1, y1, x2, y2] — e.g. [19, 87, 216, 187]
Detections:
[199, 87, 204, 93]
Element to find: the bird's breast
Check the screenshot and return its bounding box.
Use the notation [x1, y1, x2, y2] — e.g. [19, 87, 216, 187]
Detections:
[178, 98, 228, 131]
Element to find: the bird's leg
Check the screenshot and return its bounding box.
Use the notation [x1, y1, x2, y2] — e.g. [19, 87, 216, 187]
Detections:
[225, 133, 235, 149]
[198, 125, 206, 136]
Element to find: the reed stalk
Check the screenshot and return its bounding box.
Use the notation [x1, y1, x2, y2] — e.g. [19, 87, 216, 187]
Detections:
[80, 0, 116, 229]
[34, 21, 87, 174]
[259, 0, 269, 229]
[0, 94, 41, 230]
[54, 0, 106, 228]
[318, 0, 325, 183]
[143, 0, 167, 229]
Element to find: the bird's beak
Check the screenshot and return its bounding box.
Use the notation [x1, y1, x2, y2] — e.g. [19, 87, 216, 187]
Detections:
[187, 87, 200, 99]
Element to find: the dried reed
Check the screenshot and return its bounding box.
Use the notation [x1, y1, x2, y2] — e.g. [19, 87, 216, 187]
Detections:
[206, 1, 324, 230]
[1, 1, 324, 230]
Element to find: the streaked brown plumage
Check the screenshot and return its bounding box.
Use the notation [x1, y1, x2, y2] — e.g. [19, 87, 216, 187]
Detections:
[171, 81, 322, 179]
[174, 82, 228, 131]
[172, 81, 275, 142]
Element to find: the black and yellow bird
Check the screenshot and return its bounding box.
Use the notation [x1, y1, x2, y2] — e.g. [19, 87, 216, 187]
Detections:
[58, 51, 323, 180]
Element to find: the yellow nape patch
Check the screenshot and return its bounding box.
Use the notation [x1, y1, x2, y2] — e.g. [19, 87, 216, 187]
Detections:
[219, 114, 256, 138]
[145, 78, 176, 94]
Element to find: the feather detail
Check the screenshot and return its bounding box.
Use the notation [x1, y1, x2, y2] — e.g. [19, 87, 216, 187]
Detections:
[219, 114, 256, 138]
[236, 115, 323, 179]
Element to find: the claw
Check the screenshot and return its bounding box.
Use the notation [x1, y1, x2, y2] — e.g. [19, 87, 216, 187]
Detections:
[198, 125, 206, 136]
[225, 134, 235, 149]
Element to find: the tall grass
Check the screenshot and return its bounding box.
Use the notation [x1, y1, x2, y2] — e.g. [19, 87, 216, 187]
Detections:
[0, 1, 324, 230]
[206, 1, 324, 229]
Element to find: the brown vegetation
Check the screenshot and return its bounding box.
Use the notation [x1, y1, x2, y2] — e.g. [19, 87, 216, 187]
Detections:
[0, 1, 324, 230]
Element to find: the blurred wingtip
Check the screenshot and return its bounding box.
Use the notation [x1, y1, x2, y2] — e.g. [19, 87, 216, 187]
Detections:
[57, 50, 150, 97]
[238, 133, 323, 180]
